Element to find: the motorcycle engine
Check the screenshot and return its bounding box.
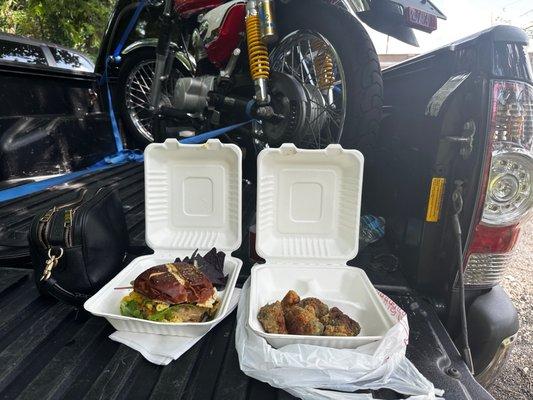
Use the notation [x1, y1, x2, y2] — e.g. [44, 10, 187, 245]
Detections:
[173, 2, 247, 114]
[173, 76, 216, 113]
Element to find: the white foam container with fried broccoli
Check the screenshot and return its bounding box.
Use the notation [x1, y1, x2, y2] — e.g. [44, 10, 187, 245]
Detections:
[249, 144, 395, 349]
[84, 139, 243, 337]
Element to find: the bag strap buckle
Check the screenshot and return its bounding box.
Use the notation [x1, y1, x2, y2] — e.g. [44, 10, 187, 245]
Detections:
[40, 247, 64, 282]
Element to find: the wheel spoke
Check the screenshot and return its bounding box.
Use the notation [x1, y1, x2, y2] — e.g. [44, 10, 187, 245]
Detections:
[127, 91, 150, 105]
[307, 39, 319, 85]
[270, 31, 346, 149]
[124, 60, 175, 141]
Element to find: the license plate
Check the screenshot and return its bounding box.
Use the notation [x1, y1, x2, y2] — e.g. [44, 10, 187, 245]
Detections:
[405, 7, 438, 32]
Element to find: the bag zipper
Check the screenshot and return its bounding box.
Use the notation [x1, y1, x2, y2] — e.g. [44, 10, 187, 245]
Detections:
[37, 207, 56, 248]
[37, 189, 89, 249]
[64, 187, 104, 247]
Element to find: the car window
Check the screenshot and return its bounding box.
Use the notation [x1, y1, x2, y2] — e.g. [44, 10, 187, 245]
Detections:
[0, 39, 48, 65]
[49, 47, 94, 72]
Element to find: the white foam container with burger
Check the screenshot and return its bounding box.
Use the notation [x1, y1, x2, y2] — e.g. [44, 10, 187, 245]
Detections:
[249, 144, 395, 349]
[85, 139, 243, 337]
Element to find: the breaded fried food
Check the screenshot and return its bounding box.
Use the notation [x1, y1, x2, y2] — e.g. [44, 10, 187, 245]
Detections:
[258, 301, 288, 334]
[281, 290, 300, 309]
[298, 297, 329, 318]
[284, 305, 324, 336]
[321, 307, 361, 336]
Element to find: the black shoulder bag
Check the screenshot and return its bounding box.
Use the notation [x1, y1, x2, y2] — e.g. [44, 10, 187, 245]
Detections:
[29, 186, 128, 306]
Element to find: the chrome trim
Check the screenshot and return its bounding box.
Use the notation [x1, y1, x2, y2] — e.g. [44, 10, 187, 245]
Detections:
[122, 38, 161, 54]
[121, 39, 196, 73]
[330, 0, 369, 14]
[388, 0, 446, 20]
[476, 334, 517, 387]
[464, 253, 514, 287]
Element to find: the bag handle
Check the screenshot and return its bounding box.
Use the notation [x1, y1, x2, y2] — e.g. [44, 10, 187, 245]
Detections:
[41, 277, 90, 307]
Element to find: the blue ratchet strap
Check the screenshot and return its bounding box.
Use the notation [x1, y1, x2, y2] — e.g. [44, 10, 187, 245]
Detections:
[179, 120, 252, 144]
[0, 0, 258, 202]
[245, 100, 255, 119]
[101, 63, 125, 154]
[112, 0, 148, 61]
[0, 164, 115, 203]
[0, 146, 144, 202]
[99, 0, 148, 159]
[0, 117, 249, 202]
[102, 0, 250, 148]
[0, 3, 150, 203]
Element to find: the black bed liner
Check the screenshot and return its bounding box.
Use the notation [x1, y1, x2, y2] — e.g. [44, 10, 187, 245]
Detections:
[0, 162, 255, 268]
[0, 268, 491, 400]
[0, 163, 146, 264]
[0, 164, 491, 399]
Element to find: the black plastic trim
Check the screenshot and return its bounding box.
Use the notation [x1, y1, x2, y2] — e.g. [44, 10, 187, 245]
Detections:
[467, 285, 519, 374]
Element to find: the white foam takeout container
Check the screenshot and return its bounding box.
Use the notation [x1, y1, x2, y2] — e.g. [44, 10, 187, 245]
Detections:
[249, 144, 395, 349]
[85, 139, 243, 337]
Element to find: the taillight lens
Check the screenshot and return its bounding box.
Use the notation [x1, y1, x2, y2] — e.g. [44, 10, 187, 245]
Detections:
[464, 79, 533, 287]
[482, 148, 533, 225]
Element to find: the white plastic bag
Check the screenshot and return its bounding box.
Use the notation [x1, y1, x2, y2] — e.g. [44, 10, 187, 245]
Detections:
[235, 280, 444, 400]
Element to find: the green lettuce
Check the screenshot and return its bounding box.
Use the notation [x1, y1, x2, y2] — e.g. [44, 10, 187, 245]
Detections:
[120, 300, 143, 319]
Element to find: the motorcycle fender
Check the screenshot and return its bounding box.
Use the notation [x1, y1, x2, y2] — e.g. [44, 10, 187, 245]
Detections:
[356, 0, 419, 46]
[387, 0, 445, 19]
[283, 0, 419, 46]
[279, 0, 369, 14]
[121, 39, 196, 74]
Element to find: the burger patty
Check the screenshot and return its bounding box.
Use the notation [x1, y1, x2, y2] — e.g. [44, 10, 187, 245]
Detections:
[133, 262, 215, 305]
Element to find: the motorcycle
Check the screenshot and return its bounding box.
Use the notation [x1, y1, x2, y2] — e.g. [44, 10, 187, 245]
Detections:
[106, 0, 445, 149]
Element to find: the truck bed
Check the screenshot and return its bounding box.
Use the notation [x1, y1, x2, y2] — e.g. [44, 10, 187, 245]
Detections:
[0, 163, 491, 399]
[0, 163, 146, 264]
[0, 267, 490, 400]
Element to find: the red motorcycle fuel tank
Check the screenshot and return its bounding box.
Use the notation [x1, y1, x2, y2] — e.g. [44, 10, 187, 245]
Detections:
[174, 0, 225, 17]
[203, 1, 246, 67]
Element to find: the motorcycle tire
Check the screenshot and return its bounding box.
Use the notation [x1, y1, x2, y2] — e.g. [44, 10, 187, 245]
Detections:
[116, 48, 186, 146]
[276, 0, 383, 152]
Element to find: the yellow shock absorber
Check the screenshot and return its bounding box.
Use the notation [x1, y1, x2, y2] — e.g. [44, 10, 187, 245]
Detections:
[312, 39, 335, 92]
[246, 14, 270, 81]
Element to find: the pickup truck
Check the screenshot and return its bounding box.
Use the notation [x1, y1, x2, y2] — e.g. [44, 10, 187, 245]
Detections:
[0, 23, 530, 400]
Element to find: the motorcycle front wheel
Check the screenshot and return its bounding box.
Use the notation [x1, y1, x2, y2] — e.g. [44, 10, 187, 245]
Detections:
[116, 48, 185, 145]
[271, 0, 383, 151]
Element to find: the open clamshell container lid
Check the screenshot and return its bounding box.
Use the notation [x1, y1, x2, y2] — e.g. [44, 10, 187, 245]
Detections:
[256, 143, 363, 265]
[84, 139, 243, 337]
[250, 144, 395, 349]
[144, 139, 242, 254]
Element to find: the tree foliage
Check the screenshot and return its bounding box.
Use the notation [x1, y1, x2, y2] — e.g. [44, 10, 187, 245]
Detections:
[0, 0, 115, 60]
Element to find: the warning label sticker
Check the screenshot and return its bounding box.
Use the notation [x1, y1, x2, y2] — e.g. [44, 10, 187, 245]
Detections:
[426, 177, 446, 223]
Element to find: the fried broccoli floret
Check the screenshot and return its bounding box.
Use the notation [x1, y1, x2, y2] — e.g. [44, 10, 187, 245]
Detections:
[321, 307, 361, 336]
[258, 301, 288, 334]
[298, 297, 329, 318]
[281, 290, 300, 309]
[257, 290, 362, 338]
[284, 305, 324, 336]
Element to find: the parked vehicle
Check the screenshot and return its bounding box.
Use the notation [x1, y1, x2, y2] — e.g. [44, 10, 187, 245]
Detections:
[0, 32, 94, 72]
[0, 3, 530, 399]
[98, 0, 445, 145]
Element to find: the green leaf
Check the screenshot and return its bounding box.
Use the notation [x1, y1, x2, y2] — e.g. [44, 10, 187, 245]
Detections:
[120, 300, 143, 319]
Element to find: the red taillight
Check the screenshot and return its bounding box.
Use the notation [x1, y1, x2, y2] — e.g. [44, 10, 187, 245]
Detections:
[468, 224, 521, 254]
[464, 79, 533, 287]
